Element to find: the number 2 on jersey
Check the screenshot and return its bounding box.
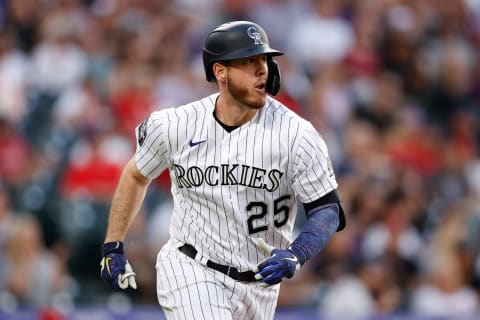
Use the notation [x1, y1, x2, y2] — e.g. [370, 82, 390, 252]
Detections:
[246, 195, 292, 234]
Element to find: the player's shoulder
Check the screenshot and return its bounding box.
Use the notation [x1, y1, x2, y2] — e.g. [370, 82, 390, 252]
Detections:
[265, 96, 313, 128]
[265, 97, 326, 148]
[149, 93, 218, 122]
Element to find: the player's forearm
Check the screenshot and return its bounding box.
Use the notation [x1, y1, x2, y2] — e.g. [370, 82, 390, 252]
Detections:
[104, 157, 151, 243]
[289, 204, 340, 265]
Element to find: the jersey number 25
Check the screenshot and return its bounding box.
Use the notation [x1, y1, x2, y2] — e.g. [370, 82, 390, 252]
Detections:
[246, 195, 292, 234]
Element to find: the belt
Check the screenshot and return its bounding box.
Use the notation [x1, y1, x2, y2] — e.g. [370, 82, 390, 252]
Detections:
[178, 244, 257, 282]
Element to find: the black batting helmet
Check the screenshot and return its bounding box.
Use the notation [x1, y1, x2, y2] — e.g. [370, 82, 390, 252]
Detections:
[202, 21, 283, 95]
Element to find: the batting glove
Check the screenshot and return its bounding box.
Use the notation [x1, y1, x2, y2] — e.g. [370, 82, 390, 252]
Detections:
[100, 241, 137, 290]
[253, 238, 300, 287]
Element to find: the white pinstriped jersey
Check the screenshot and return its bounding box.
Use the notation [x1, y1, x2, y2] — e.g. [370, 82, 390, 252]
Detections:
[135, 93, 338, 272]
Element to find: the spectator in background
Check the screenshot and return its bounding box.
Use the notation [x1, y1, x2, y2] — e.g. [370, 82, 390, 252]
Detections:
[342, 1, 382, 80]
[320, 257, 403, 320]
[411, 252, 479, 318]
[286, 0, 353, 74]
[29, 6, 87, 95]
[152, 12, 212, 107]
[77, 18, 115, 101]
[304, 63, 352, 134]
[0, 117, 33, 188]
[354, 72, 404, 134]
[0, 182, 18, 292]
[411, 197, 479, 316]
[51, 78, 112, 136]
[107, 30, 158, 136]
[425, 45, 476, 136]
[4, 0, 39, 54]
[0, 27, 30, 125]
[3, 214, 68, 307]
[60, 129, 132, 201]
[247, 0, 309, 51]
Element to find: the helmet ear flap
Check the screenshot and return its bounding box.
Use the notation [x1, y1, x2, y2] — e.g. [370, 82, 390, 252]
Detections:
[266, 57, 281, 96]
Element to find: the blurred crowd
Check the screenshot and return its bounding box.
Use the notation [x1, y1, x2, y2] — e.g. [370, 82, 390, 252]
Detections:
[1, 0, 480, 318]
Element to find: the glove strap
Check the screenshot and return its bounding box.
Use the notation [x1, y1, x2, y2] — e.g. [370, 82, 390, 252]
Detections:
[101, 241, 124, 256]
[287, 245, 304, 265]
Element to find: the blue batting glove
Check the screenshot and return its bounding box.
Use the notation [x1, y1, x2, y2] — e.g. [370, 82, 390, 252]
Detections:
[100, 241, 137, 290]
[253, 239, 300, 287]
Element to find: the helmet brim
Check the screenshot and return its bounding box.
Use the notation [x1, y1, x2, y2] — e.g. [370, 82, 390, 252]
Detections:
[213, 47, 283, 62]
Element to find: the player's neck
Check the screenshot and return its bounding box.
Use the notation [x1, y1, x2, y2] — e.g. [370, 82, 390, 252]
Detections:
[212, 110, 240, 132]
[215, 95, 258, 126]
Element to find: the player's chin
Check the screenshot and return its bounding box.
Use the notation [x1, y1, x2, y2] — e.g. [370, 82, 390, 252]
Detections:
[248, 99, 265, 109]
[249, 91, 266, 108]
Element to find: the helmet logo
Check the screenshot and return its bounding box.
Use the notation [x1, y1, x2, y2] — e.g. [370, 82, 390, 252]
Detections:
[247, 27, 263, 45]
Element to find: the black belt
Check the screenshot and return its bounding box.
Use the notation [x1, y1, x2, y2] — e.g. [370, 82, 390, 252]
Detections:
[178, 244, 257, 282]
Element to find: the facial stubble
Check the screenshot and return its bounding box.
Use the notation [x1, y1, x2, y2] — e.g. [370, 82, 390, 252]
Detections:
[226, 73, 265, 109]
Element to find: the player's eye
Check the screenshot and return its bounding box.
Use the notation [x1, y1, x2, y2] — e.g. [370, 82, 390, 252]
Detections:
[249, 56, 267, 65]
[239, 58, 254, 65]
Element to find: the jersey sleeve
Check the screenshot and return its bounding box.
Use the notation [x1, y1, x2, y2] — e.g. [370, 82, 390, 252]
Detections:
[291, 121, 338, 203]
[134, 110, 170, 179]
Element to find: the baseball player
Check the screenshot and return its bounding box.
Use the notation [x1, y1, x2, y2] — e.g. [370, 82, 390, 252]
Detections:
[100, 21, 346, 320]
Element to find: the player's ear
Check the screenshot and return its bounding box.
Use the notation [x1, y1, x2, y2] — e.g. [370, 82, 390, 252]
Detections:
[213, 62, 227, 83]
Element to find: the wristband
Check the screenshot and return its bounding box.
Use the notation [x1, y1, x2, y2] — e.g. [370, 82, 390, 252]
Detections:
[101, 241, 124, 256]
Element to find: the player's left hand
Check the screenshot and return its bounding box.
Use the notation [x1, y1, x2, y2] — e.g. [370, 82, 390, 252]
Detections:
[100, 241, 137, 290]
[253, 238, 300, 287]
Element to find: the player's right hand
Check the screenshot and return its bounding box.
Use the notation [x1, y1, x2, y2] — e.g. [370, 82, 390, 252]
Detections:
[100, 241, 137, 290]
[253, 238, 300, 287]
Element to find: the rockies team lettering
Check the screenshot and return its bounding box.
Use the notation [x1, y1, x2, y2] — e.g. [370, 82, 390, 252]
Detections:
[173, 163, 284, 192]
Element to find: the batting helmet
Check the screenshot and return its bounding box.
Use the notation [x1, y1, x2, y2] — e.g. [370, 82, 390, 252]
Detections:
[202, 21, 284, 95]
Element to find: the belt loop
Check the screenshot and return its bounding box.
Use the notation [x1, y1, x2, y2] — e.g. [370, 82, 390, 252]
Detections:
[192, 249, 209, 267]
[194, 252, 201, 263]
[227, 266, 232, 277]
[199, 256, 209, 266]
